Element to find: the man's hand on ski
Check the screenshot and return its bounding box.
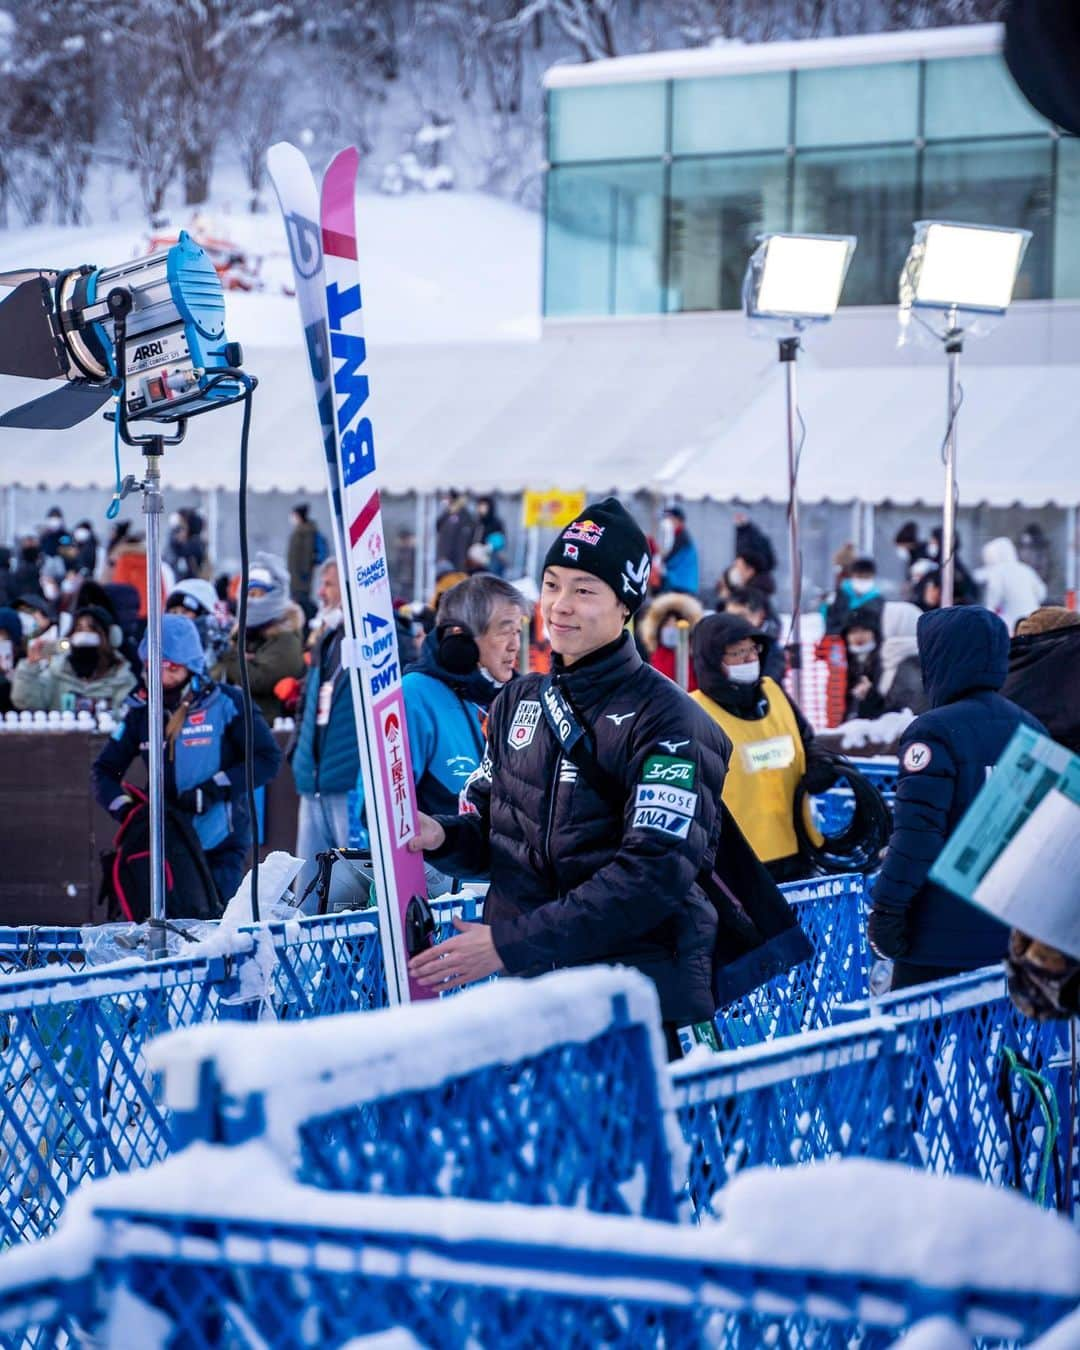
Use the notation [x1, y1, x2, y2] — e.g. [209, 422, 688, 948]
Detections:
[409, 917, 505, 990]
[408, 812, 446, 853]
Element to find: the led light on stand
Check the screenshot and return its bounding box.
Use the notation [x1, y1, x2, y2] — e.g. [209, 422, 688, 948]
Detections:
[746, 233, 856, 323]
[741, 232, 857, 708]
[911, 221, 1031, 315]
[897, 219, 1031, 613]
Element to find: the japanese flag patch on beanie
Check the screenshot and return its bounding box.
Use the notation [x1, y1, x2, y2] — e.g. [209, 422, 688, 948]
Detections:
[543, 497, 651, 615]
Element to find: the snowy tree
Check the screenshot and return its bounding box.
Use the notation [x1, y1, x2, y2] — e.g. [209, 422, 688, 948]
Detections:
[238, 73, 286, 212]
[511, 0, 620, 60]
[0, 0, 99, 224]
[99, 0, 293, 206]
[670, 0, 1003, 43]
[114, 58, 184, 219]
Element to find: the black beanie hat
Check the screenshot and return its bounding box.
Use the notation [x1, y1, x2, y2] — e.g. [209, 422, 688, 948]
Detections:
[542, 497, 651, 615]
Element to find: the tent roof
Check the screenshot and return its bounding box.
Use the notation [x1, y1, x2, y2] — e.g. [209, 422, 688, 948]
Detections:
[1, 302, 1077, 505]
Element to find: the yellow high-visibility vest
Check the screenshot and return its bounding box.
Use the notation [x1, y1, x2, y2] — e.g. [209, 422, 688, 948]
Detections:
[691, 677, 805, 863]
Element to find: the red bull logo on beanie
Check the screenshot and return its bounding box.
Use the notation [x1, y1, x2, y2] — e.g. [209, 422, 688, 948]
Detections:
[563, 519, 604, 547]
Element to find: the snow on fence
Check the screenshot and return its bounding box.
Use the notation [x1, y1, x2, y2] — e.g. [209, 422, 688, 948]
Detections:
[0, 874, 877, 1255]
[0, 1146, 1076, 1350]
[676, 968, 1077, 1219]
[0, 909, 385, 1249]
[149, 967, 684, 1224]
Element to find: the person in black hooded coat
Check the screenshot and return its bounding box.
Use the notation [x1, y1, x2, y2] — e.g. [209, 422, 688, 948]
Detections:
[1003, 607, 1080, 754]
[869, 606, 1046, 990]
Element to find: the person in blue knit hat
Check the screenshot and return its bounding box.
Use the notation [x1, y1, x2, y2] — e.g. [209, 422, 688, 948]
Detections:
[93, 613, 282, 904]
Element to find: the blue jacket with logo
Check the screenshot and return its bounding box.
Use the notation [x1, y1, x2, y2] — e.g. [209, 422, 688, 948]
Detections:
[871, 606, 1045, 968]
[93, 680, 282, 855]
[353, 632, 490, 819]
[291, 627, 360, 796]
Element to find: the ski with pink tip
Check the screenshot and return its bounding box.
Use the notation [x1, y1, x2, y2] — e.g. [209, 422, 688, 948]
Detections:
[267, 142, 433, 1004]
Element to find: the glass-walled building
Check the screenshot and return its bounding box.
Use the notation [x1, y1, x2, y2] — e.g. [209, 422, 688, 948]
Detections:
[543, 24, 1079, 318]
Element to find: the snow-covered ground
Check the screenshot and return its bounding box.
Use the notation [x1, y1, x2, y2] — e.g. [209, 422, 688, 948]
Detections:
[0, 188, 541, 349]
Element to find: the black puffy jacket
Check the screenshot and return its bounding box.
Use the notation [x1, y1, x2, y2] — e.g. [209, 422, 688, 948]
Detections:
[432, 632, 731, 1024]
[1003, 624, 1080, 754]
[871, 607, 1045, 968]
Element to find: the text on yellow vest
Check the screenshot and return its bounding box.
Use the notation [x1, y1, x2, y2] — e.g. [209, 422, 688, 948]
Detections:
[691, 677, 805, 863]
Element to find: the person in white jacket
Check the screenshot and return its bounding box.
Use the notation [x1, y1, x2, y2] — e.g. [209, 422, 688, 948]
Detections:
[976, 537, 1047, 634]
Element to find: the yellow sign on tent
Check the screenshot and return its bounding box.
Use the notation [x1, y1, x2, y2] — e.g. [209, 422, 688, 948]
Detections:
[522, 489, 587, 530]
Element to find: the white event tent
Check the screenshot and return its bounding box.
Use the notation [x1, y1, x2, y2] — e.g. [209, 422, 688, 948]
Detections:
[0, 300, 1076, 507]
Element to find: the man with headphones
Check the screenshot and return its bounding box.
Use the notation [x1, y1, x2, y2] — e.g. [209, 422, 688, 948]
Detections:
[297, 569, 529, 909]
[402, 574, 529, 811]
[357, 572, 530, 895]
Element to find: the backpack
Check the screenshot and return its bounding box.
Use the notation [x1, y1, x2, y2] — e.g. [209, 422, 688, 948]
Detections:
[313, 529, 329, 565]
[98, 784, 223, 923]
[538, 676, 812, 1006]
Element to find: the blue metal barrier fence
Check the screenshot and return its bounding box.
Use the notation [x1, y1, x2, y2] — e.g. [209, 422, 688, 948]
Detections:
[676, 968, 1077, 1219]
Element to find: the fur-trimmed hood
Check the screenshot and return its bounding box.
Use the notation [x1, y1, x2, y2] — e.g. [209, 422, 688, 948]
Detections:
[255, 599, 307, 638]
[637, 591, 704, 653]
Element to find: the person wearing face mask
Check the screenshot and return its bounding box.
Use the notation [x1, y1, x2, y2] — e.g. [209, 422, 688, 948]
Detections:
[876, 601, 928, 716]
[342, 573, 532, 904]
[656, 505, 700, 597]
[823, 557, 884, 637]
[717, 533, 781, 640]
[690, 613, 831, 881]
[13, 593, 55, 644]
[166, 578, 231, 667]
[39, 508, 66, 558]
[214, 552, 306, 724]
[894, 521, 929, 577]
[93, 613, 282, 906]
[842, 616, 884, 721]
[0, 608, 25, 713]
[11, 604, 135, 714]
[638, 592, 703, 689]
[71, 521, 99, 577]
[928, 526, 977, 605]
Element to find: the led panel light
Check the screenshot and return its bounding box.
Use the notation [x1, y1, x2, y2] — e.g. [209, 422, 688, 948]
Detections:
[746, 233, 856, 322]
[909, 221, 1031, 316]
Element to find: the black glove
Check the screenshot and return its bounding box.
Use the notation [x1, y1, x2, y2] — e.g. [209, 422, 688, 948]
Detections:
[802, 754, 838, 796]
[868, 906, 908, 960]
[175, 779, 229, 816]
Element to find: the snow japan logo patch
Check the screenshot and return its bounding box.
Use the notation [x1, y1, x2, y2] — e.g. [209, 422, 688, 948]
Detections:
[903, 742, 933, 773]
[641, 754, 696, 787]
[507, 700, 542, 751]
[563, 542, 579, 561]
[563, 519, 604, 547]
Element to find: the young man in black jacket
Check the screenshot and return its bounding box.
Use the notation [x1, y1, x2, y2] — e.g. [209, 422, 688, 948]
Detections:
[408, 498, 732, 1041]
